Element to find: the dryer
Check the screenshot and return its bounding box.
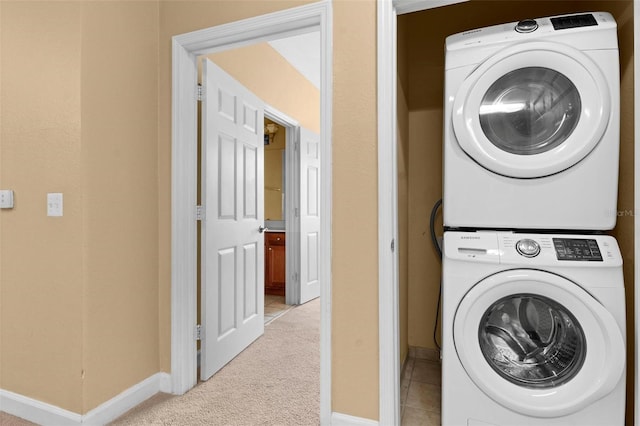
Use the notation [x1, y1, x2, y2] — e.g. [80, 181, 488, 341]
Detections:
[443, 12, 620, 230]
[442, 231, 626, 425]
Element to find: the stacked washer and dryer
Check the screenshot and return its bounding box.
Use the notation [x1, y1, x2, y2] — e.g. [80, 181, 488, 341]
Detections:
[441, 12, 626, 425]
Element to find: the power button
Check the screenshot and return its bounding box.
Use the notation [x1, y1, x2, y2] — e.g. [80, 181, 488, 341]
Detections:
[516, 239, 541, 258]
[515, 19, 538, 33]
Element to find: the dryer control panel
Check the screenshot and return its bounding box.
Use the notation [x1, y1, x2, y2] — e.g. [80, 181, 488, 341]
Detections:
[550, 13, 598, 31]
[446, 11, 617, 54]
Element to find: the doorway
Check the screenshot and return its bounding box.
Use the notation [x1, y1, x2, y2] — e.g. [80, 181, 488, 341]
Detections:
[171, 2, 332, 422]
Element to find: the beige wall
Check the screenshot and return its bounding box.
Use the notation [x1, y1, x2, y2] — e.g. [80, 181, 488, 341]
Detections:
[330, 1, 379, 419]
[400, 1, 634, 422]
[1, 0, 160, 414]
[1, 2, 84, 412]
[80, 1, 160, 411]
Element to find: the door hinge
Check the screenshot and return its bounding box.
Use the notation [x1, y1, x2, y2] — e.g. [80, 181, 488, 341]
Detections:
[294, 140, 299, 152]
[293, 272, 299, 283]
[195, 324, 202, 341]
[391, 239, 395, 253]
[294, 207, 299, 217]
[197, 84, 204, 102]
[196, 205, 205, 221]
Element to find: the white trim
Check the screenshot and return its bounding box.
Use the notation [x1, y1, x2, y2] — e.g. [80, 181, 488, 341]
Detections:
[376, 1, 400, 425]
[171, 2, 333, 423]
[634, 3, 640, 426]
[317, 3, 333, 423]
[331, 412, 379, 426]
[393, 0, 469, 15]
[83, 373, 171, 425]
[171, 36, 199, 396]
[0, 373, 171, 426]
[264, 105, 301, 306]
[0, 389, 82, 426]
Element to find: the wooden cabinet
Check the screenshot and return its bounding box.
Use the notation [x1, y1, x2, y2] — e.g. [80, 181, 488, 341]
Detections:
[265, 232, 286, 295]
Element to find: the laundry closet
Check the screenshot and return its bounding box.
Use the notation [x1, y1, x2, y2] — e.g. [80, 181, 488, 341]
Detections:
[396, 0, 634, 422]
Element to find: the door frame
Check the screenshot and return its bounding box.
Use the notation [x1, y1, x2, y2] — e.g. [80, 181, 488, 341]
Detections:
[380, 1, 639, 425]
[171, 2, 332, 424]
[377, 2, 471, 423]
[263, 105, 302, 306]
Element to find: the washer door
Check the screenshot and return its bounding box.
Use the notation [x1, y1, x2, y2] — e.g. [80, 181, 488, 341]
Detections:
[454, 269, 624, 418]
[452, 41, 611, 178]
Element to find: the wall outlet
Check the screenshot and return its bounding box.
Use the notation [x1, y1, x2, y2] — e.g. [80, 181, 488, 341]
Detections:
[0, 190, 14, 209]
[47, 193, 63, 217]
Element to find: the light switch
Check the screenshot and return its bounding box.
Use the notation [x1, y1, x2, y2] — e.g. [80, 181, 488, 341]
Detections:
[47, 193, 63, 217]
[0, 190, 14, 209]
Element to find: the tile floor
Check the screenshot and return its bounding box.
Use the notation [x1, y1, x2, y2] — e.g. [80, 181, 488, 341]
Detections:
[401, 353, 442, 425]
[264, 294, 293, 324]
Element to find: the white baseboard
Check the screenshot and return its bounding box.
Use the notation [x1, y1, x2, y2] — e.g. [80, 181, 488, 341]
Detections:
[0, 372, 171, 426]
[0, 389, 82, 426]
[83, 372, 171, 425]
[331, 412, 379, 426]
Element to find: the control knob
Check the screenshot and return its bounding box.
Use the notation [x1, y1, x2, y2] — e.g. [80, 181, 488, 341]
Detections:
[515, 19, 538, 33]
[516, 238, 541, 258]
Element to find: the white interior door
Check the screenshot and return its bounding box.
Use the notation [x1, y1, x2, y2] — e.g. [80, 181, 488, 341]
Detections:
[299, 127, 321, 304]
[201, 59, 265, 381]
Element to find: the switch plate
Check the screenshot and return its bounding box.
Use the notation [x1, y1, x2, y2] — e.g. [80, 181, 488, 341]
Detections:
[0, 190, 14, 208]
[47, 193, 63, 217]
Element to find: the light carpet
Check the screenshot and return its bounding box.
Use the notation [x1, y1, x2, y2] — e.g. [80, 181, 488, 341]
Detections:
[110, 298, 320, 426]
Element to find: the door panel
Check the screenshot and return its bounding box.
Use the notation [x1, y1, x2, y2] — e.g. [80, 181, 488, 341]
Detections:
[299, 128, 321, 303]
[201, 59, 265, 381]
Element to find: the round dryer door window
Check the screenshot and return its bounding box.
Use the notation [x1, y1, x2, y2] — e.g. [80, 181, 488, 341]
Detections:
[453, 269, 625, 418]
[479, 67, 581, 156]
[452, 41, 611, 178]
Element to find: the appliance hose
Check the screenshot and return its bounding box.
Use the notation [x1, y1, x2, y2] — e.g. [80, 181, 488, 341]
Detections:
[430, 199, 443, 352]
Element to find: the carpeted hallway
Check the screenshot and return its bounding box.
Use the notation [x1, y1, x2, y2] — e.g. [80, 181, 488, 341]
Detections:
[109, 297, 320, 425]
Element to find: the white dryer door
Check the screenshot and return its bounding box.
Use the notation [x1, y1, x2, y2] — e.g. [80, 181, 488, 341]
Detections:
[454, 269, 624, 418]
[452, 41, 611, 178]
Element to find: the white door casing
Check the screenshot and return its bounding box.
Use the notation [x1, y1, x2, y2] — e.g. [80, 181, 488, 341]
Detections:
[172, 2, 332, 422]
[299, 127, 321, 304]
[200, 59, 265, 380]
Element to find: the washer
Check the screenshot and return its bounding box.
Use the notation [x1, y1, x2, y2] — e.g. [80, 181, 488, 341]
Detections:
[443, 12, 620, 230]
[442, 231, 626, 425]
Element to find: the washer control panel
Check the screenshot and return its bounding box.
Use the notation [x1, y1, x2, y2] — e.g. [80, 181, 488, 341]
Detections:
[553, 238, 603, 261]
[444, 231, 622, 267]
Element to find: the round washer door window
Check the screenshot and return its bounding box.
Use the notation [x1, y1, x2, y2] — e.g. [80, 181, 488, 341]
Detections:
[452, 41, 611, 178]
[479, 293, 586, 388]
[479, 67, 581, 156]
[453, 269, 624, 418]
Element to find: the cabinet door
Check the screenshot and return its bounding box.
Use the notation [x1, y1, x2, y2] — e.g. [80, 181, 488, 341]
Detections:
[265, 233, 286, 295]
